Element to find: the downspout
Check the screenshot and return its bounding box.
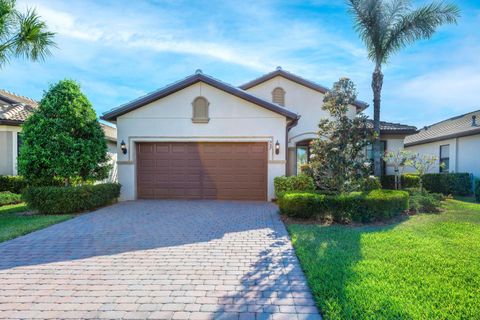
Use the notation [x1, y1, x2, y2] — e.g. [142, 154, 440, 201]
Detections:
[285, 115, 300, 176]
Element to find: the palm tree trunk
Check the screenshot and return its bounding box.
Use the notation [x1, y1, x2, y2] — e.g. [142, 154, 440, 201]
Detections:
[372, 64, 384, 177]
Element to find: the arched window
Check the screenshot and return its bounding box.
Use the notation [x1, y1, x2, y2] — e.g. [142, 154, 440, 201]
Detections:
[191, 96, 210, 123]
[272, 87, 285, 106]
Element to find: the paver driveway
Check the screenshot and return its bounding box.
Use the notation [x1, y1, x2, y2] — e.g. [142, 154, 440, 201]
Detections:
[0, 200, 320, 320]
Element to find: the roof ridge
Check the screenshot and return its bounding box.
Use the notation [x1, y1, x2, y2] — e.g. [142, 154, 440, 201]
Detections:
[102, 71, 299, 121]
[239, 68, 369, 110]
[423, 109, 480, 130]
[0, 89, 38, 105]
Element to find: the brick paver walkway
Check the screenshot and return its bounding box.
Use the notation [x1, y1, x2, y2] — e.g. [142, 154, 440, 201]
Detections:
[0, 200, 320, 319]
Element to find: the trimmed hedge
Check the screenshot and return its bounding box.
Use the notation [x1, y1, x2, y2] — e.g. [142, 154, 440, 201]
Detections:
[381, 173, 472, 196]
[0, 191, 22, 206]
[381, 174, 420, 190]
[0, 176, 28, 194]
[22, 183, 121, 214]
[422, 173, 472, 196]
[274, 175, 315, 198]
[278, 189, 409, 223]
[475, 179, 480, 203]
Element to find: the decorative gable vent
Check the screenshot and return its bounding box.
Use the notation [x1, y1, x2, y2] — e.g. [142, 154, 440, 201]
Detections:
[191, 96, 210, 123]
[272, 87, 285, 106]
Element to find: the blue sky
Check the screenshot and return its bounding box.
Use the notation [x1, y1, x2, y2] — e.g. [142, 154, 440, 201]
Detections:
[2, 0, 479, 127]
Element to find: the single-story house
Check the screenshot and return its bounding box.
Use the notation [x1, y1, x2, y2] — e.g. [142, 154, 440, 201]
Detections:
[0, 89, 118, 180]
[102, 68, 415, 201]
[405, 110, 480, 178]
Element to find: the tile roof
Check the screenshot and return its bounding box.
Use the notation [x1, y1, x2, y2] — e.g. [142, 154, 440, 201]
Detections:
[0, 89, 38, 123]
[0, 88, 117, 142]
[239, 67, 369, 111]
[405, 110, 480, 146]
[366, 119, 417, 135]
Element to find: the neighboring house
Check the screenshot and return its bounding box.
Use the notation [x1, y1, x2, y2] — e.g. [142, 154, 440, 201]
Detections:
[405, 110, 480, 178]
[365, 120, 417, 175]
[0, 89, 118, 180]
[102, 68, 415, 201]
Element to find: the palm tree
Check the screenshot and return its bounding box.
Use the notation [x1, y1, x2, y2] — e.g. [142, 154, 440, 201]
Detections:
[347, 0, 460, 176]
[0, 0, 55, 68]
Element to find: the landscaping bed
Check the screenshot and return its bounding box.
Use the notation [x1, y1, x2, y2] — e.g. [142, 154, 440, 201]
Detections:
[288, 199, 480, 319]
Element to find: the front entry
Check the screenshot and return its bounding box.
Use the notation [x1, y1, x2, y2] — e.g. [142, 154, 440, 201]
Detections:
[136, 142, 268, 200]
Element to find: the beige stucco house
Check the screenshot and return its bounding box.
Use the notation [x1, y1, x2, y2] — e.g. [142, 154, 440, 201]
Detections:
[405, 110, 480, 178]
[102, 68, 415, 201]
[0, 89, 118, 180]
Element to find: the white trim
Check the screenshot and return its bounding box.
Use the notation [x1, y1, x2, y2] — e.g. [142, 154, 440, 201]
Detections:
[12, 132, 18, 175]
[124, 135, 276, 162]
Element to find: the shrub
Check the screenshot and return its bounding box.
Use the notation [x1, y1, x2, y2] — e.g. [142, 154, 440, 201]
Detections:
[407, 190, 444, 213]
[18, 80, 110, 185]
[362, 176, 382, 191]
[0, 192, 22, 206]
[278, 189, 409, 223]
[475, 179, 480, 203]
[0, 176, 28, 194]
[381, 174, 420, 190]
[22, 183, 121, 214]
[422, 173, 472, 196]
[274, 175, 315, 198]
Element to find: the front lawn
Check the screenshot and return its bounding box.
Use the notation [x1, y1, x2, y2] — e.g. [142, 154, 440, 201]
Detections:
[288, 199, 480, 320]
[0, 204, 74, 243]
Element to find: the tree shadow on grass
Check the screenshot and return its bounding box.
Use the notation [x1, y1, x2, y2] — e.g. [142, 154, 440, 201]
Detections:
[287, 218, 416, 320]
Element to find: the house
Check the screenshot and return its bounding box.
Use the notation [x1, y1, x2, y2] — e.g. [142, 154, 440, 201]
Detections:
[0, 89, 118, 180]
[405, 110, 480, 178]
[102, 68, 415, 201]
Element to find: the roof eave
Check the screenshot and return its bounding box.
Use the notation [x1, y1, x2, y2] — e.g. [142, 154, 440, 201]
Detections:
[405, 127, 480, 147]
[0, 119, 23, 126]
[239, 69, 369, 111]
[102, 73, 299, 121]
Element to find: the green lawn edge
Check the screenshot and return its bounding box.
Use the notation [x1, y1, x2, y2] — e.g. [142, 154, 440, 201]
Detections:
[287, 199, 480, 320]
[0, 203, 75, 243]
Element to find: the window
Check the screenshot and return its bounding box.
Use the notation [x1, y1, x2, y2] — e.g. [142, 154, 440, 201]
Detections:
[17, 133, 22, 157]
[440, 144, 450, 172]
[296, 140, 312, 174]
[366, 141, 387, 175]
[272, 87, 285, 106]
[191, 97, 209, 123]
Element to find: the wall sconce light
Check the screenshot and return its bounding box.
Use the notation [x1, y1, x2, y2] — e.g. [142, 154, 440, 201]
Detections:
[275, 140, 280, 155]
[120, 140, 127, 155]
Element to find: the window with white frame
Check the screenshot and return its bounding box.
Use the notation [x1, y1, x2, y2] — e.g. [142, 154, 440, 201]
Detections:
[440, 144, 450, 172]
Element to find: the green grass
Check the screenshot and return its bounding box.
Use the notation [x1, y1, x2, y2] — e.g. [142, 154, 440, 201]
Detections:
[288, 199, 480, 320]
[0, 203, 74, 243]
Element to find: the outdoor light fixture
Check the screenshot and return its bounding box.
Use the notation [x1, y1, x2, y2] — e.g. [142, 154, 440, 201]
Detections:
[120, 140, 127, 155]
[275, 140, 280, 155]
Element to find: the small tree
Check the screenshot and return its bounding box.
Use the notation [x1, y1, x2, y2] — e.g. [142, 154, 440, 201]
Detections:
[309, 78, 375, 194]
[407, 153, 439, 192]
[383, 150, 415, 189]
[18, 80, 110, 185]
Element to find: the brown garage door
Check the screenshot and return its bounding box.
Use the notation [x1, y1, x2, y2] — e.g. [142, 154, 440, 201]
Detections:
[136, 142, 268, 200]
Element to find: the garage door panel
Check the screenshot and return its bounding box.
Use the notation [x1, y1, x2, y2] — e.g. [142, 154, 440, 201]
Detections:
[136, 142, 267, 200]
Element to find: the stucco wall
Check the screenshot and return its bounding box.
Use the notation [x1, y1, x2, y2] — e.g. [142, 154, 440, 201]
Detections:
[457, 135, 480, 178]
[116, 81, 288, 201]
[382, 135, 408, 175]
[244, 75, 357, 147]
[0, 126, 20, 176]
[405, 138, 457, 174]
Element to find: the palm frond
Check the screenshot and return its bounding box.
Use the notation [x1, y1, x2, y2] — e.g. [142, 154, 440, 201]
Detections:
[347, 0, 385, 64]
[382, 2, 460, 62]
[0, 0, 16, 41]
[12, 8, 56, 61]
